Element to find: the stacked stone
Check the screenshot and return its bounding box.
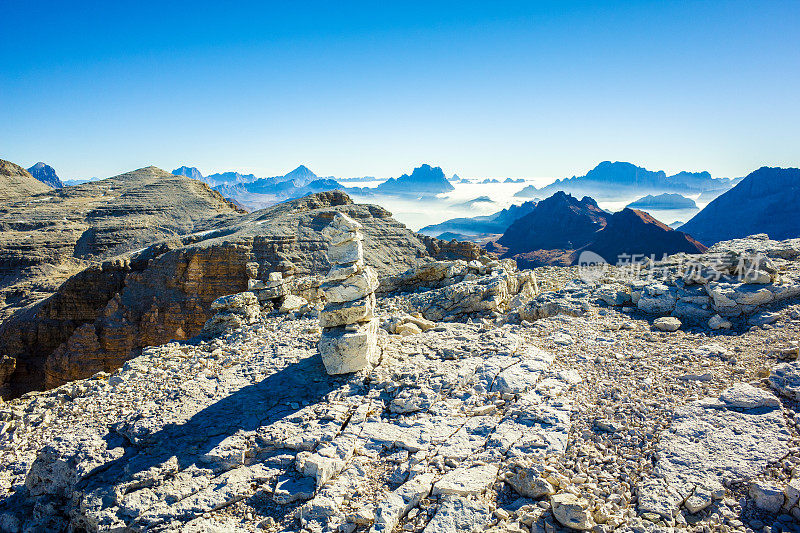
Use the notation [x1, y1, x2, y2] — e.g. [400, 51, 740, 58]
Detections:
[318, 212, 379, 374]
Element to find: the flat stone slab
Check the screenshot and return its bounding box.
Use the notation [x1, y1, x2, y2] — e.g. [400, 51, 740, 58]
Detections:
[319, 293, 375, 328]
[423, 496, 491, 533]
[432, 463, 499, 496]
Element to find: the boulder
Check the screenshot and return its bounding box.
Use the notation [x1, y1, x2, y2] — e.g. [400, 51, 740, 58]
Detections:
[319, 319, 379, 375]
[653, 317, 681, 332]
[550, 493, 594, 531]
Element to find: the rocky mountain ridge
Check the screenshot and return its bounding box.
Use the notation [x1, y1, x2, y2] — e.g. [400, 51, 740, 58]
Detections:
[0, 235, 799, 532]
[679, 167, 800, 245]
[626, 193, 697, 210]
[514, 161, 737, 201]
[0, 191, 485, 399]
[0, 164, 244, 325]
[0, 160, 52, 201]
[492, 192, 706, 268]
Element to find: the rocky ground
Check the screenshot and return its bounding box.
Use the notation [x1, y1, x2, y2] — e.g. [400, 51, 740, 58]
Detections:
[1, 237, 800, 532]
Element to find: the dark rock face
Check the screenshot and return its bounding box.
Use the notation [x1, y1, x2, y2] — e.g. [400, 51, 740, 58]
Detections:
[492, 192, 706, 267]
[577, 208, 707, 264]
[419, 201, 538, 237]
[0, 191, 484, 398]
[498, 192, 608, 254]
[374, 164, 455, 195]
[515, 161, 733, 200]
[679, 167, 800, 245]
[0, 165, 244, 324]
[0, 159, 52, 200]
[27, 162, 63, 188]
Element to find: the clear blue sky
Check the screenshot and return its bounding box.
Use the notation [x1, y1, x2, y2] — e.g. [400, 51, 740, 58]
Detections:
[2, 1, 798, 181]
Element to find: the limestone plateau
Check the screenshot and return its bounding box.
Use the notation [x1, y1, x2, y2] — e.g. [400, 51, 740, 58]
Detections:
[0, 163, 244, 325]
[0, 216, 799, 532]
[0, 188, 481, 398]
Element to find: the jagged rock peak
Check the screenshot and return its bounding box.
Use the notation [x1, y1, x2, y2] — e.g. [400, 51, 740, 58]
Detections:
[172, 166, 204, 180]
[27, 162, 63, 188]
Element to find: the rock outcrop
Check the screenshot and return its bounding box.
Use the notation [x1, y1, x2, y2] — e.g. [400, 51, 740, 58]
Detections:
[318, 213, 379, 374]
[202, 292, 261, 337]
[0, 164, 244, 323]
[0, 192, 485, 398]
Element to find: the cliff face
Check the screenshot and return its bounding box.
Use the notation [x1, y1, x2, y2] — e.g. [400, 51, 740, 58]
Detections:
[680, 167, 800, 245]
[0, 164, 244, 323]
[0, 191, 484, 398]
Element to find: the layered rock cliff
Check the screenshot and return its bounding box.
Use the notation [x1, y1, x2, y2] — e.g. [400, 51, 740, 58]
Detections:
[0, 191, 485, 398]
[0, 164, 244, 322]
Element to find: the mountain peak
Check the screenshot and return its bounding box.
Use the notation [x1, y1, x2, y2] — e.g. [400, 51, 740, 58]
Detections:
[375, 164, 454, 195]
[26, 161, 63, 188]
[283, 165, 318, 183]
[172, 166, 204, 181]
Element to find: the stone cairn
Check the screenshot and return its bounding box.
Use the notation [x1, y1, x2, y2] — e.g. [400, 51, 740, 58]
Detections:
[318, 212, 379, 374]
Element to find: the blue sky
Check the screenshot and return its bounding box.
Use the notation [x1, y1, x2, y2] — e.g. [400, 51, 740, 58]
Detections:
[1, 1, 798, 181]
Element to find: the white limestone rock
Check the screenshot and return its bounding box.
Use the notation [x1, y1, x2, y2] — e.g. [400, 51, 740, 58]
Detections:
[318, 319, 379, 375]
[551, 493, 594, 531]
[432, 463, 498, 496]
[321, 266, 378, 303]
[370, 472, 435, 533]
[203, 292, 261, 336]
[749, 481, 784, 513]
[770, 361, 800, 400]
[650, 385, 790, 502]
[279, 294, 307, 313]
[653, 316, 681, 332]
[319, 294, 376, 328]
[719, 383, 780, 409]
[506, 463, 555, 498]
[328, 239, 363, 266]
[25, 429, 124, 498]
[708, 314, 732, 330]
[422, 496, 491, 533]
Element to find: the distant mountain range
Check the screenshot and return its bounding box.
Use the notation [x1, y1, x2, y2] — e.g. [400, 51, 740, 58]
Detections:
[679, 166, 800, 244]
[488, 191, 706, 267]
[514, 161, 740, 200]
[419, 201, 538, 238]
[626, 193, 697, 210]
[27, 162, 63, 188]
[170, 165, 344, 210]
[349, 164, 454, 196]
[173, 163, 458, 209]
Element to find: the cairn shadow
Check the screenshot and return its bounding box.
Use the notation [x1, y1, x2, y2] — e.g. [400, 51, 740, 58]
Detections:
[79, 352, 341, 500]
